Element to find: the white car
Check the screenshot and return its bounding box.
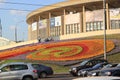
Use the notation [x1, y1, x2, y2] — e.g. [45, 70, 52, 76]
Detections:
[0, 62, 38, 80]
[73, 76, 120, 80]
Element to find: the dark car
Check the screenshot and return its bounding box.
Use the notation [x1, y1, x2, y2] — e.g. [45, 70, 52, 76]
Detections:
[87, 63, 118, 76]
[77, 62, 108, 77]
[69, 58, 108, 76]
[32, 64, 53, 78]
[98, 63, 120, 77]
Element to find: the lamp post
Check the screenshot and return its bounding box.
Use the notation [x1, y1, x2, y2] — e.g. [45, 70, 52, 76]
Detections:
[15, 20, 24, 42]
[15, 25, 17, 42]
[103, 0, 107, 60]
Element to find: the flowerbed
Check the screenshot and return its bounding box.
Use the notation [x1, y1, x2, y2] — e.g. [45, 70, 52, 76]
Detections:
[26, 39, 115, 61]
[0, 39, 115, 61]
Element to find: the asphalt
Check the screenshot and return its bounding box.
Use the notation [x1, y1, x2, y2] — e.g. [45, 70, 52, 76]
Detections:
[38, 73, 76, 80]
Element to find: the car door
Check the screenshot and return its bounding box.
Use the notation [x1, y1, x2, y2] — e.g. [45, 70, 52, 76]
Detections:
[0, 65, 13, 80]
[9, 64, 28, 80]
[112, 69, 120, 76]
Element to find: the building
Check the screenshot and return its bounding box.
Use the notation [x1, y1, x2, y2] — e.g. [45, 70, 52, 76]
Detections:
[0, 37, 11, 47]
[26, 0, 120, 41]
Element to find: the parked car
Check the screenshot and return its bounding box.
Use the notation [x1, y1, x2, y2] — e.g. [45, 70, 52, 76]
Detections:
[69, 58, 108, 76]
[87, 63, 118, 76]
[32, 64, 53, 78]
[98, 63, 120, 77]
[0, 62, 38, 80]
[77, 62, 108, 77]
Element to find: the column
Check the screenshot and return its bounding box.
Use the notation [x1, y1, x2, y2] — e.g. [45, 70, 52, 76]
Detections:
[31, 19, 34, 40]
[48, 12, 51, 37]
[83, 6, 86, 32]
[33, 18, 38, 40]
[61, 9, 66, 35]
[80, 6, 86, 33]
[28, 24, 32, 40]
[80, 12, 83, 32]
[106, 3, 110, 30]
[37, 20, 39, 39]
[38, 16, 40, 37]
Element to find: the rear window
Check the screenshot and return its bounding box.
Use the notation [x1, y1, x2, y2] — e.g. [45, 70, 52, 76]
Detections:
[32, 64, 40, 69]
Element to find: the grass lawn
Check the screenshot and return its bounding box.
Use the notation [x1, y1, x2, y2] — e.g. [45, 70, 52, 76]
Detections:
[107, 52, 120, 63]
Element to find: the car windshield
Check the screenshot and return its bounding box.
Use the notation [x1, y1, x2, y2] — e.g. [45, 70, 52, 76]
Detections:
[80, 60, 88, 66]
[92, 64, 101, 69]
[102, 64, 112, 69]
[116, 64, 120, 68]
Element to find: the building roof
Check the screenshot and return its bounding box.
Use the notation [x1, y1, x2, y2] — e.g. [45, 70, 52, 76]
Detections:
[26, 0, 120, 24]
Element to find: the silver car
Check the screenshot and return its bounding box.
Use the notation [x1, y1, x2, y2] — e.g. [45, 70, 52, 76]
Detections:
[0, 62, 38, 80]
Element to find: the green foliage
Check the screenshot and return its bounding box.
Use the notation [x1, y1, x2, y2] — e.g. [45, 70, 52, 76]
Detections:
[107, 53, 120, 63]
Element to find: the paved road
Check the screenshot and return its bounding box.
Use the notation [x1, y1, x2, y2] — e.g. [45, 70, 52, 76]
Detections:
[38, 74, 76, 80]
[38, 74, 120, 80]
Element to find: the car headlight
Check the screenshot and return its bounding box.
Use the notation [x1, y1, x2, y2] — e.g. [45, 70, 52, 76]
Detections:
[92, 72, 97, 76]
[104, 71, 111, 76]
[69, 68, 77, 72]
[72, 68, 77, 70]
[72, 68, 77, 72]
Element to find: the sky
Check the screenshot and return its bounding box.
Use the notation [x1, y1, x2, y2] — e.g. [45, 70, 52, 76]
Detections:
[0, 0, 65, 41]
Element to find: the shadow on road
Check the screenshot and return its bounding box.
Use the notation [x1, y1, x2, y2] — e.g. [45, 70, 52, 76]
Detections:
[40, 74, 76, 80]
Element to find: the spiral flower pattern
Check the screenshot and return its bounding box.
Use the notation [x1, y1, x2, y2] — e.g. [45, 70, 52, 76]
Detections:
[26, 39, 115, 61]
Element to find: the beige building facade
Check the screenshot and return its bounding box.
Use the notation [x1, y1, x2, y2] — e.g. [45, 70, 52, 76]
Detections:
[26, 0, 120, 41]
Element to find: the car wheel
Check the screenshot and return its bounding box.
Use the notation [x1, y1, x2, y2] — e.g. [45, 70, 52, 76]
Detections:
[23, 76, 33, 80]
[40, 72, 47, 78]
[71, 73, 78, 76]
[77, 72, 81, 76]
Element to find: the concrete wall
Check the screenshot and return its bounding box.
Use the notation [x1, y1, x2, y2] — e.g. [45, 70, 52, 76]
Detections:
[0, 40, 37, 50]
[59, 29, 120, 40]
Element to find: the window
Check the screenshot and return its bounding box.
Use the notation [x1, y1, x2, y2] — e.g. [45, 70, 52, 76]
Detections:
[101, 22, 104, 30]
[68, 25, 70, 34]
[97, 22, 101, 30]
[74, 24, 77, 33]
[90, 23, 93, 31]
[93, 22, 97, 31]
[86, 23, 90, 32]
[32, 64, 40, 69]
[71, 24, 73, 34]
[112, 20, 116, 29]
[116, 21, 119, 29]
[86, 62, 93, 66]
[77, 24, 80, 33]
[10, 64, 28, 71]
[110, 20, 120, 29]
[1, 65, 11, 72]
